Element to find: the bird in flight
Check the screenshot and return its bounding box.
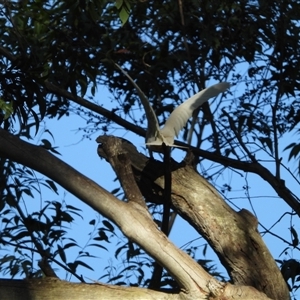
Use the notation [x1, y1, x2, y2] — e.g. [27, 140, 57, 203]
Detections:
[115, 64, 230, 152]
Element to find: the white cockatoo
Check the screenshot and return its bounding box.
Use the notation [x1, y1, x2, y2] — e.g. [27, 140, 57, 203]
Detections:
[115, 64, 230, 152]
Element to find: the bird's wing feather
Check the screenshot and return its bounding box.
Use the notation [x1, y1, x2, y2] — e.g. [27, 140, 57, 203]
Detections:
[114, 63, 160, 140]
[162, 82, 230, 138]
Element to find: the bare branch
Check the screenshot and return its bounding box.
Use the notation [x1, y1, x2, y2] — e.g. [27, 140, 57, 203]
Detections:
[98, 136, 147, 208]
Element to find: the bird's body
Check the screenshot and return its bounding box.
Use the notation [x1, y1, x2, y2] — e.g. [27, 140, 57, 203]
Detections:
[115, 64, 230, 152]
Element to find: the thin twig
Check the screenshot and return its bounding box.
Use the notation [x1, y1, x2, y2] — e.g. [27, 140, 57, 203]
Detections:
[272, 94, 281, 180]
[222, 109, 256, 162]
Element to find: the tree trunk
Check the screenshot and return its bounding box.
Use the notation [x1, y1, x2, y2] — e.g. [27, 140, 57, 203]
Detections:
[97, 135, 290, 300]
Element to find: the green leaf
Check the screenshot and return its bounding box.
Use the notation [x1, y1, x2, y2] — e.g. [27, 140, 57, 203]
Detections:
[63, 242, 78, 250]
[66, 205, 82, 212]
[119, 7, 130, 25]
[75, 260, 94, 271]
[22, 188, 34, 198]
[102, 220, 114, 232]
[285, 143, 300, 161]
[111, 188, 120, 195]
[94, 230, 110, 242]
[281, 259, 300, 285]
[0, 99, 14, 119]
[258, 136, 273, 154]
[115, 0, 123, 9]
[45, 180, 58, 194]
[57, 245, 67, 263]
[291, 226, 299, 247]
[60, 211, 74, 223]
[87, 243, 108, 251]
[40, 139, 52, 150]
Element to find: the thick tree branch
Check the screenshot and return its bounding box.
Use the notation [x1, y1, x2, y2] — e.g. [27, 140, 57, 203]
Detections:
[0, 278, 179, 300]
[99, 137, 147, 208]
[97, 136, 289, 300]
[0, 129, 217, 298]
[0, 277, 271, 300]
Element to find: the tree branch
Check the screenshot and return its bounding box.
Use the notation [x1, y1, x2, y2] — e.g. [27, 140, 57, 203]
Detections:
[44, 77, 300, 217]
[0, 277, 272, 300]
[0, 129, 218, 297]
[0, 278, 179, 300]
[98, 136, 147, 208]
[0, 45, 299, 217]
[97, 136, 289, 300]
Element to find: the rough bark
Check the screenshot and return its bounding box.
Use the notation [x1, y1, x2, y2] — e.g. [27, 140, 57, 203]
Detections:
[0, 278, 272, 300]
[0, 278, 177, 300]
[0, 130, 279, 299]
[97, 136, 290, 300]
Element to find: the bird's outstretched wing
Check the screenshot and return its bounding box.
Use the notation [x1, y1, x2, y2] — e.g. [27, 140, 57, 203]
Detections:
[161, 82, 230, 139]
[114, 64, 160, 141]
